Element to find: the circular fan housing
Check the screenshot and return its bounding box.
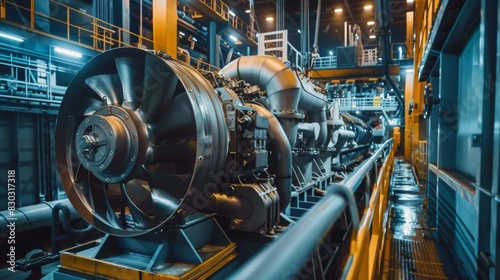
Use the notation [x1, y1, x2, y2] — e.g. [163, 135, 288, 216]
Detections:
[55, 48, 228, 236]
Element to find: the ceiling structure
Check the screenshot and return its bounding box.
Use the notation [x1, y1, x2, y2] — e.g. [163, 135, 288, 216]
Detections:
[231, 0, 413, 57]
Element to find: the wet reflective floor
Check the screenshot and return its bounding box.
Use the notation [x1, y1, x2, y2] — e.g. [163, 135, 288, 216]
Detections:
[381, 159, 457, 280]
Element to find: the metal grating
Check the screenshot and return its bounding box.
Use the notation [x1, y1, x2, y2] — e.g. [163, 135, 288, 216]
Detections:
[383, 159, 452, 280]
[387, 239, 448, 280]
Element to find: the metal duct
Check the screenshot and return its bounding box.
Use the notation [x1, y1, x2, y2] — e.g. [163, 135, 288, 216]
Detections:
[220, 56, 303, 147]
[221, 56, 329, 149]
[248, 103, 292, 213]
[297, 74, 328, 148]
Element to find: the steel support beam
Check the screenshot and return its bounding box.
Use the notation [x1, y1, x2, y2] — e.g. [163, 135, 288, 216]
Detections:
[152, 0, 177, 58]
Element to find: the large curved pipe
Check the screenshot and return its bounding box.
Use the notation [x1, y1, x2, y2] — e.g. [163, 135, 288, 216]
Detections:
[248, 103, 292, 212]
[297, 74, 328, 148]
[220, 56, 302, 147]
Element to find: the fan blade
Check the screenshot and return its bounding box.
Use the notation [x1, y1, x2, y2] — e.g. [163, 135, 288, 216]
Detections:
[149, 92, 196, 143]
[150, 188, 182, 220]
[139, 166, 191, 199]
[85, 74, 123, 105]
[145, 140, 197, 164]
[136, 55, 178, 122]
[115, 57, 145, 109]
[89, 173, 124, 229]
[121, 181, 157, 229]
[79, 96, 105, 115]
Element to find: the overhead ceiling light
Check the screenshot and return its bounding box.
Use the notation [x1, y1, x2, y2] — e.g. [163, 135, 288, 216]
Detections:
[364, 5, 373, 10]
[0, 32, 24, 42]
[266, 16, 274, 21]
[298, 29, 301, 33]
[54, 47, 82, 58]
[334, 8, 343, 13]
[179, 31, 185, 36]
[407, 0, 414, 2]
[230, 35, 238, 42]
[245, 9, 251, 14]
[329, 51, 333, 56]
[367, 21, 375, 25]
[229, 10, 235, 17]
[192, 37, 197, 42]
[369, 35, 376, 39]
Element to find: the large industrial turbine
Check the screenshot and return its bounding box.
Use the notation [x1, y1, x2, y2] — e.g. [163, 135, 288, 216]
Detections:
[55, 48, 228, 236]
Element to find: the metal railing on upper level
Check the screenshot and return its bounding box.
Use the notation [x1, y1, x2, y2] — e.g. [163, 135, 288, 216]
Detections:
[392, 43, 413, 61]
[2, 0, 174, 55]
[0, 53, 80, 106]
[229, 139, 395, 280]
[257, 30, 303, 70]
[177, 47, 220, 72]
[229, 14, 257, 45]
[198, 0, 230, 21]
[338, 97, 399, 112]
[313, 48, 379, 69]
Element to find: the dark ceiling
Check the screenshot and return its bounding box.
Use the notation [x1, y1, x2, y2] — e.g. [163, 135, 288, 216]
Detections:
[230, 0, 413, 56]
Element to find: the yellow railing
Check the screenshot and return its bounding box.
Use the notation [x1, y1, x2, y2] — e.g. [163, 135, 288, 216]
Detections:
[415, 140, 427, 179]
[198, 0, 230, 21]
[229, 15, 257, 44]
[346, 142, 395, 280]
[196, 0, 257, 44]
[2, 0, 173, 55]
[2, 0, 222, 71]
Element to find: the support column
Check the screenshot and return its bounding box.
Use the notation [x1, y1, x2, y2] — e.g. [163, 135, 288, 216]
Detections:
[152, 0, 177, 58]
[276, 0, 284, 31]
[300, 0, 309, 68]
[112, 0, 130, 44]
[209, 21, 217, 66]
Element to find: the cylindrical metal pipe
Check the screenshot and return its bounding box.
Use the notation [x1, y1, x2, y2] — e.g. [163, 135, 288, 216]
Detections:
[0, 199, 79, 238]
[220, 56, 302, 147]
[248, 103, 292, 212]
[296, 73, 328, 148]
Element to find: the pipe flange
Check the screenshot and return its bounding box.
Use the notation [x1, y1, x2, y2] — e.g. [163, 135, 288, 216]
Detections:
[271, 109, 305, 119]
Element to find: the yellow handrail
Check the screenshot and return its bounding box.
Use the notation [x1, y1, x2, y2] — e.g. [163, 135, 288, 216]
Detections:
[3, 0, 172, 54]
[346, 143, 395, 280]
[3, 0, 224, 72]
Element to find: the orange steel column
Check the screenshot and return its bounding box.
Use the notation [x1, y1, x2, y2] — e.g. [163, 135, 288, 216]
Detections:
[152, 0, 177, 58]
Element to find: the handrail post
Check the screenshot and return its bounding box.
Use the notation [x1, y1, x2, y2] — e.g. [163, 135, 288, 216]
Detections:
[30, 0, 34, 29]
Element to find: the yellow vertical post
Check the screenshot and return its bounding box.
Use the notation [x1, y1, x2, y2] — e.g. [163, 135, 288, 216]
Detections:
[404, 70, 414, 161]
[152, 0, 177, 58]
[1, 0, 6, 20]
[30, 0, 35, 29]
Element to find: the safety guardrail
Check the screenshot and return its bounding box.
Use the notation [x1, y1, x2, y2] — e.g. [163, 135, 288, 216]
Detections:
[313, 48, 379, 69]
[229, 14, 257, 45]
[338, 97, 399, 112]
[229, 139, 394, 279]
[2, 0, 174, 55]
[198, 0, 230, 21]
[257, 30, 303, 70]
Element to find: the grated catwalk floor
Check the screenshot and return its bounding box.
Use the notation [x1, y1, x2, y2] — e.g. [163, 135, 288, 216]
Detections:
[382, 159, 455, 280]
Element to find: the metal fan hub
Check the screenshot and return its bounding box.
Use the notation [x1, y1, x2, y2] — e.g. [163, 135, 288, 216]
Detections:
[75, 106, 140, 183]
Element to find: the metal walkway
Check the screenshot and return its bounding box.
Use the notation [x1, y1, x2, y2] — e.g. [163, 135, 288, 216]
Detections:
[381, 159, 457, 280]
